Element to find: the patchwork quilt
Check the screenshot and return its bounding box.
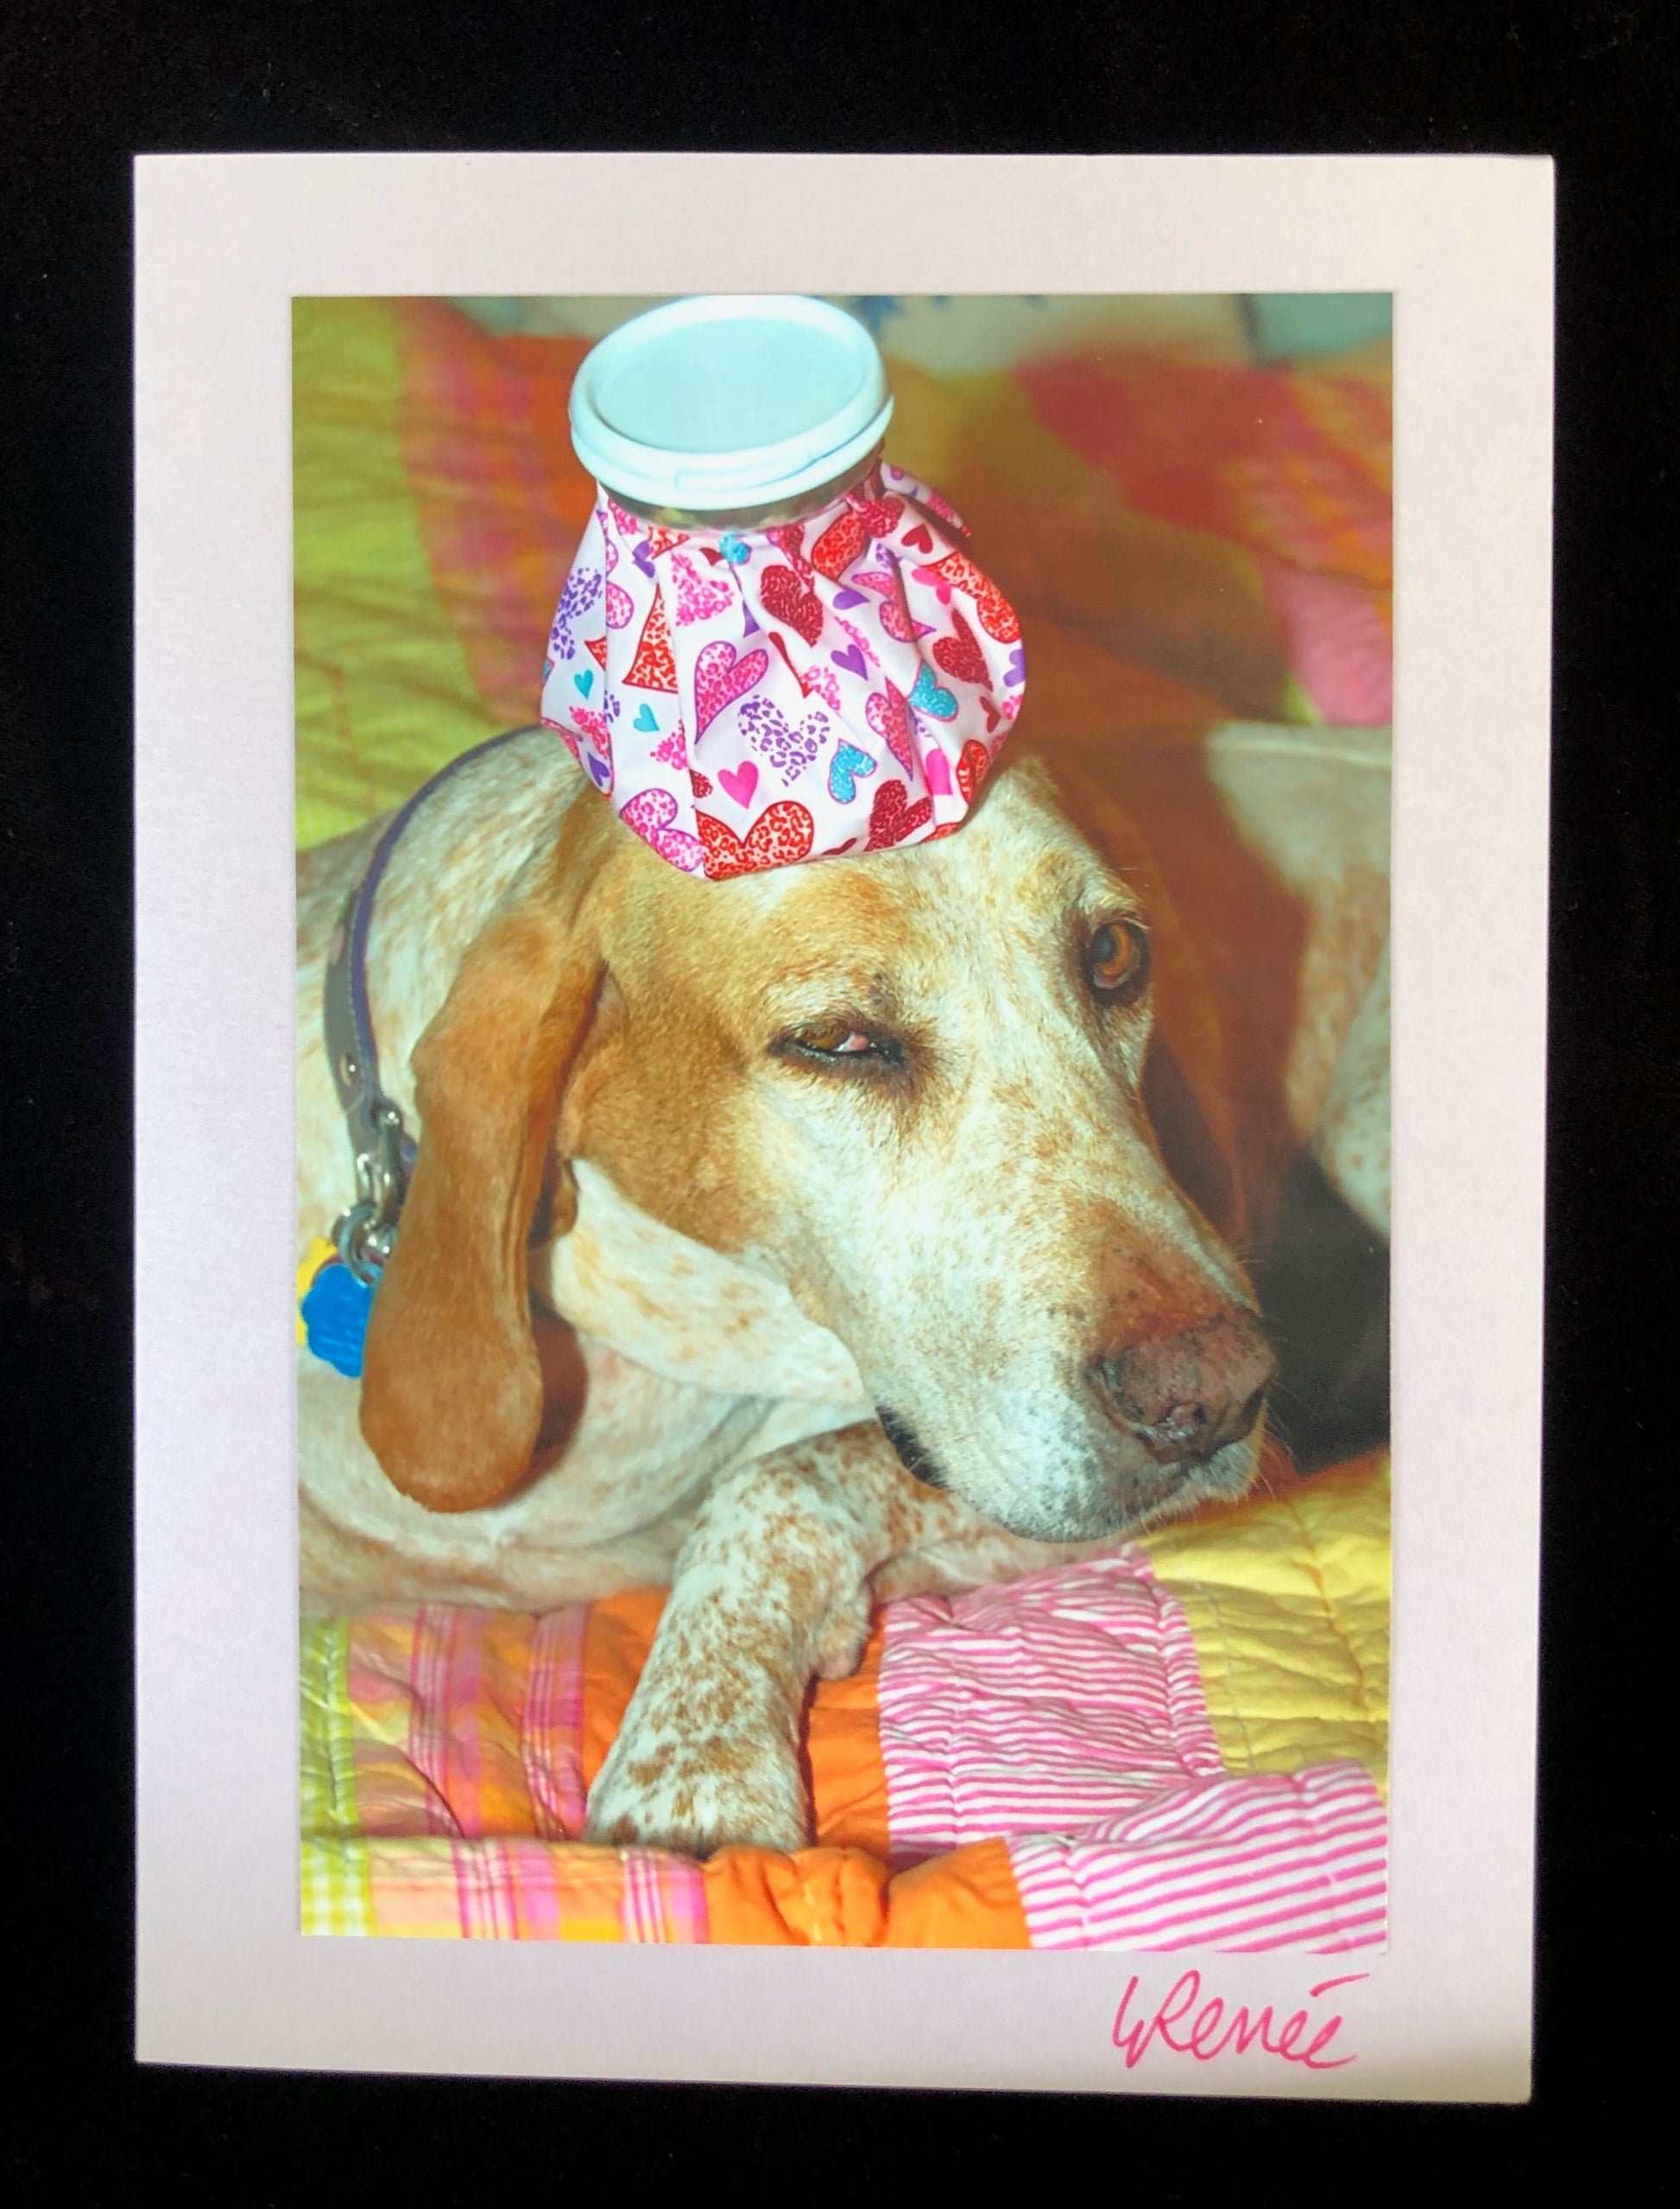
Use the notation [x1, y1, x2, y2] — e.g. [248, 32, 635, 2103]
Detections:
[302, 1455, 1388, 1947]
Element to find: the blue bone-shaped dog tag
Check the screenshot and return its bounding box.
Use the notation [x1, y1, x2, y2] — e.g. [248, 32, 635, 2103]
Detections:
[300, 1259, 376, 1379]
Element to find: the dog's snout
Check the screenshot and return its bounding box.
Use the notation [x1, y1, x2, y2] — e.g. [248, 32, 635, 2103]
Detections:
[1089, 1310, 1275, 1465]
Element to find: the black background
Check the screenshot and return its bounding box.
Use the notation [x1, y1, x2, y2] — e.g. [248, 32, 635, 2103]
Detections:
[3, 0, 1676, 2187]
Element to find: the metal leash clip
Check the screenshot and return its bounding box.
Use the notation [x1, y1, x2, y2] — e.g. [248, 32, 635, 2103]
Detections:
[332, 1088, 411, 1286]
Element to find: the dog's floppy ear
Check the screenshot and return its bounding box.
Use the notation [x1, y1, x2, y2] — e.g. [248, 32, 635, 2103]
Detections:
[359, 896, 600, 1513]
[1026, 739, 1248, 1247]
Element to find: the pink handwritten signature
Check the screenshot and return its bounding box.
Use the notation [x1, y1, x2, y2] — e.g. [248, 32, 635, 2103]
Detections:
[1112, 1970, 1369, 2072]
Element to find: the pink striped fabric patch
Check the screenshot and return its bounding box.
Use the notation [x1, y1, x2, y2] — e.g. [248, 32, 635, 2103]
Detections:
[1011, 1764, 1386, 1953]
[876, 1550, 1386, 1952]
[877, 1552, 1227, 1854]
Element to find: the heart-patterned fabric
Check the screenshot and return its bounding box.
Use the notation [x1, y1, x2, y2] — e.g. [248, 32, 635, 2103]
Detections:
[539, 464, 1026, 879]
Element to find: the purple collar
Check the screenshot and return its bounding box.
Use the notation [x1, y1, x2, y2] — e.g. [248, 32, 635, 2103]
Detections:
[321, 727, 538, 1281]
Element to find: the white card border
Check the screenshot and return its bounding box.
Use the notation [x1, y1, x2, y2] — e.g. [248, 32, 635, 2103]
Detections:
[134, 151, 1552, 2100]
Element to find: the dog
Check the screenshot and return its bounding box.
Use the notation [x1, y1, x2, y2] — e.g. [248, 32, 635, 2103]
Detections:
[297, 723, 1380, 1855]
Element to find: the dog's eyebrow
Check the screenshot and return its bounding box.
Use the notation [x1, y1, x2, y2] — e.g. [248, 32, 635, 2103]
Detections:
[763, 969, 905, 1029]
[860, 970, 900, 1021]
[1079, 869, 1146, 917]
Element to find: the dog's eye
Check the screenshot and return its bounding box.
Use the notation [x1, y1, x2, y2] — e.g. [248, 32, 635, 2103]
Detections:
[782, 1020, 904, 1069]
[793, 1021, 876, 1057]
[1087, 919, 1149, 1003]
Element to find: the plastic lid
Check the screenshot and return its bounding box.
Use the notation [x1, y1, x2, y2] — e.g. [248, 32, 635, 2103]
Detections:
[569, 295, 894, 512]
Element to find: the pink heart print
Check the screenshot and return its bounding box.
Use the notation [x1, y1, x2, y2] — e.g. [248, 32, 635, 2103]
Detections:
[717, 760, 759, 809]
[540, 466, 1024, 879]
[693, 640, 770, 735]
[672, 551, 734, 628]
[877, 595, 928, 645]
[618, 787, 705, 874]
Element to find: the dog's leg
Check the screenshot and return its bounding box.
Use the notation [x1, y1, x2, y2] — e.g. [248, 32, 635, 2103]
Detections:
[584, 1420, 965, 1856]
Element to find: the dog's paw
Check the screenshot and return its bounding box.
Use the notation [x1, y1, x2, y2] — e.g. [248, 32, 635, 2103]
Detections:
[584, 1720, 810, 1859]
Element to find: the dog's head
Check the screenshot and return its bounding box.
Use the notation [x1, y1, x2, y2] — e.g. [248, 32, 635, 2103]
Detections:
[360, 744, 1274, 1538]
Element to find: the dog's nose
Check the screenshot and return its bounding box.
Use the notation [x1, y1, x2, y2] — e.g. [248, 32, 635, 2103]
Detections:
[1089, 1310, 1275, 1465]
